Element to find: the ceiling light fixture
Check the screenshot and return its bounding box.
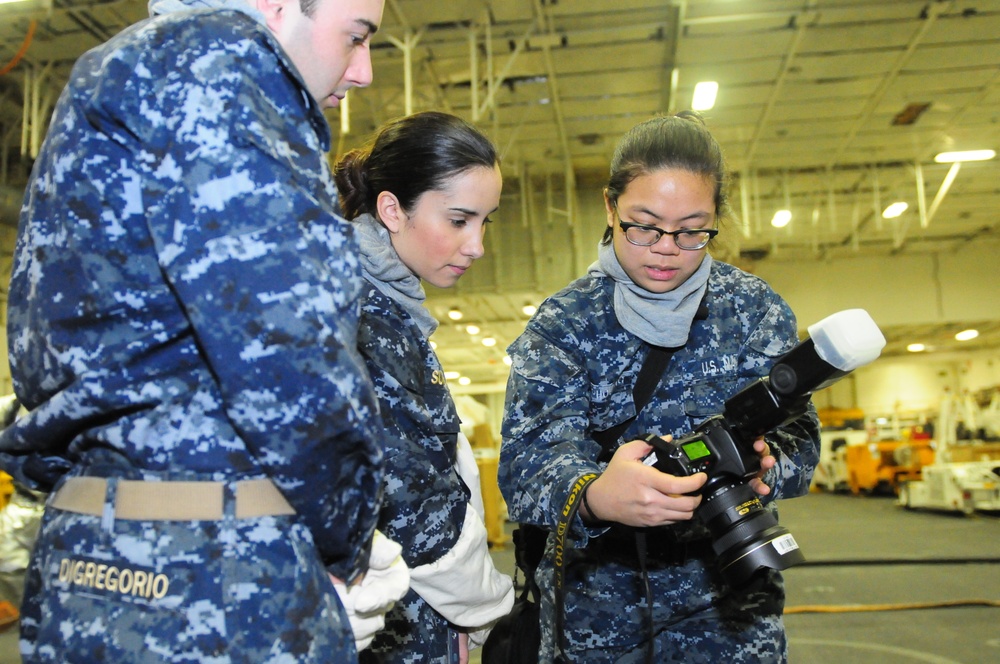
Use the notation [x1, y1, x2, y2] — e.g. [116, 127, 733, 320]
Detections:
[447, 307, 463, 321]
[458, 376, 471, 386]
[521, 303, 537, 316]
[465, 324, 480, 335]
[934, 149, 996, 163]
[906, 343, 925, 353]
[481, 337, 497, 347]
[882, 202, 908, 219]
[955, 329, 979, 341]
[444, 371, 461, 380]
[503, 355, 512, 366]
[0, 0, 35, 5]
[692, 81, 719, 111]
[771, 210, 792, 228]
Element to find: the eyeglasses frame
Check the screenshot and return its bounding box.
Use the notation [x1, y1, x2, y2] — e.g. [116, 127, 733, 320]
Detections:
[614, 207, 718, 250]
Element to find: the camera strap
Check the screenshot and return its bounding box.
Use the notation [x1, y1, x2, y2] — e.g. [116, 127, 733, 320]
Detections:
[593, 344, 676, 463]
[593, 297, 709, 463]
[552, 472, 599, 663]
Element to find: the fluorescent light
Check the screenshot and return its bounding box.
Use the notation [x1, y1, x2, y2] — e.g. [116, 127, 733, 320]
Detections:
[447, 308, 463, 321]
[503, 355, 512, 366]
[692, 81, 719, 111]
[521, 303, 537, 316]
[882, 202, 908, 219]
[481, 337, 497, 347]
[465, 324, 480, 335]
[906, 343, 925, 353]
[771, 210, 792, 228]
[955, 329, 979, 341]
[458, 376, 471, 386]
[934, 149, 995, 163]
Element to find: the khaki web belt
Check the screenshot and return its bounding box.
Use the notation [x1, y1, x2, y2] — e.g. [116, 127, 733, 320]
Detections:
[50, 477, 296, 520]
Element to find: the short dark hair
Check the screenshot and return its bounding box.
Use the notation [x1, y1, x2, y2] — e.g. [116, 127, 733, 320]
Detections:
[601, 111, 729, 244]
[334, 111, 499, 220]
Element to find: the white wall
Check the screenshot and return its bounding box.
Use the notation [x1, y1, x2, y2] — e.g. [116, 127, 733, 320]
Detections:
[755, 239, 1000, 330]
[816, 347, 1000, 420]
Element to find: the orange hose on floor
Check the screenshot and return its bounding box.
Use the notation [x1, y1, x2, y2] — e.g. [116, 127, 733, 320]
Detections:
[786, 599, 1000, 614]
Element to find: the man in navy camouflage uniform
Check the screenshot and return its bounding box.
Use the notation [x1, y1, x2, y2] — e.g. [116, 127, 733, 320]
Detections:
[0, 0, 406, 661]
[500, 113, 821, 662]
[334, 112, 514, 663]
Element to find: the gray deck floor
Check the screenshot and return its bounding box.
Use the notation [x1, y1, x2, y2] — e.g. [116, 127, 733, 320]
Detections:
[476, 491, 1000, 664]
[3, 492, 997, 663]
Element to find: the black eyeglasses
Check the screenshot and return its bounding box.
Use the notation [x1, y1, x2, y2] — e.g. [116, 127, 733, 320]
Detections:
[616, 210, 718, 250]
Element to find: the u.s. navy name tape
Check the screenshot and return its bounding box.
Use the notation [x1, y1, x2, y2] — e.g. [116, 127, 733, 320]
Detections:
[58, 558, 169, 598]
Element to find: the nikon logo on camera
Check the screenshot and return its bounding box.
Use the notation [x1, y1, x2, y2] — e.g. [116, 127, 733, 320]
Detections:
[735, 497, 762, 516]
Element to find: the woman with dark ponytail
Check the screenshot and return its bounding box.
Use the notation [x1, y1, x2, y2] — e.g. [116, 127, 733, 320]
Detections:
[499, 112, 821, 662]
[333, 111, 514, 663]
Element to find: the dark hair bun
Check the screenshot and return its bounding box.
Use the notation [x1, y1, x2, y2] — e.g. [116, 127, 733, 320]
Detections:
[332, 149, 371, 220]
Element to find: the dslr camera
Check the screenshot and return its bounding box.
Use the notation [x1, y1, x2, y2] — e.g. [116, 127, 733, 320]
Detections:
[642, 309, 885, 585]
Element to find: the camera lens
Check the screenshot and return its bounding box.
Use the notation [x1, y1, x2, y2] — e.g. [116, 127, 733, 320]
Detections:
[697, 481, 805, 586]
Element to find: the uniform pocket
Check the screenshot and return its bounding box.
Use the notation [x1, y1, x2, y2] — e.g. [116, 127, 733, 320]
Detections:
[28, 510, 352, 661]
[683, 378, 739, 428]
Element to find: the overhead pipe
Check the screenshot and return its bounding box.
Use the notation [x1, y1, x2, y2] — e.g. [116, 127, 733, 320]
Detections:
[720, 0, 945, 249]
[849, 195, 861, 252]
[1, 126, 10, 186]
[751, 169, 761, 236]
[738, 171, 751, 240]
[893, 161, 926, 250]
[384, 30, 424, 116]
[924, 162, 961, 228]
[473, 18, 537, 122]
[914, 160, 928, 231]
[469, 28, 478, 121]
[810, 203, 820, 255]
[871, 166, 883, 232]
[664, 1, 685, 114]
[743, 7, 815, 166]
[31, 67, 54, 158]
[519, 161, 530, 229]
[530, 0, 576, 219]
[521, 161, 546, 292]
[485, 17, 494, 123]
[0, 18, 37, 77]
[20, 67, 31, 157]
[384, 0, 451, 116]
[826, 168, 836, 234]
[825, 0, 946, 169]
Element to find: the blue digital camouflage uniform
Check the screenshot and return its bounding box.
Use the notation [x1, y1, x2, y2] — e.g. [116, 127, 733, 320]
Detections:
[0, 7, 383, 663]
[500, 260, 821, 663]
[355, 284, 469, 663]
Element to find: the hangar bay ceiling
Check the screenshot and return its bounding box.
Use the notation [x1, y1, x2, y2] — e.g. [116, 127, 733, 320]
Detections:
[1, 0, 998, 390]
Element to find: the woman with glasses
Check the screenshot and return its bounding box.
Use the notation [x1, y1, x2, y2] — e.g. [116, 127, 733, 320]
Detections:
[333, 111, 514, 663]
[498, 111, 821, 662]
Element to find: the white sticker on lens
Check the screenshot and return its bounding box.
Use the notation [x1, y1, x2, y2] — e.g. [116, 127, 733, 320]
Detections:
[772, 534, 799, 554]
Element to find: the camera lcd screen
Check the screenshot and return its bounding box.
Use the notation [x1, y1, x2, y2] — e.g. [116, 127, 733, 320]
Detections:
[682, 439, 712, 461]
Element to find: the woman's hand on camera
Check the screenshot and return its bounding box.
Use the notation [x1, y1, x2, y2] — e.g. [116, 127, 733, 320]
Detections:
[749, 437, 776, 496]
[583, 439, 707, 528]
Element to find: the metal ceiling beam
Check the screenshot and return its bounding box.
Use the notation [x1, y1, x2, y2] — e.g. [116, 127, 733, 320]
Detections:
[743, 6, 816, 167]
[529, 0, 582, 273]
[471, 16, 537, 122]
[825, 0, 950, 169]
[664, 0, 685, 114]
